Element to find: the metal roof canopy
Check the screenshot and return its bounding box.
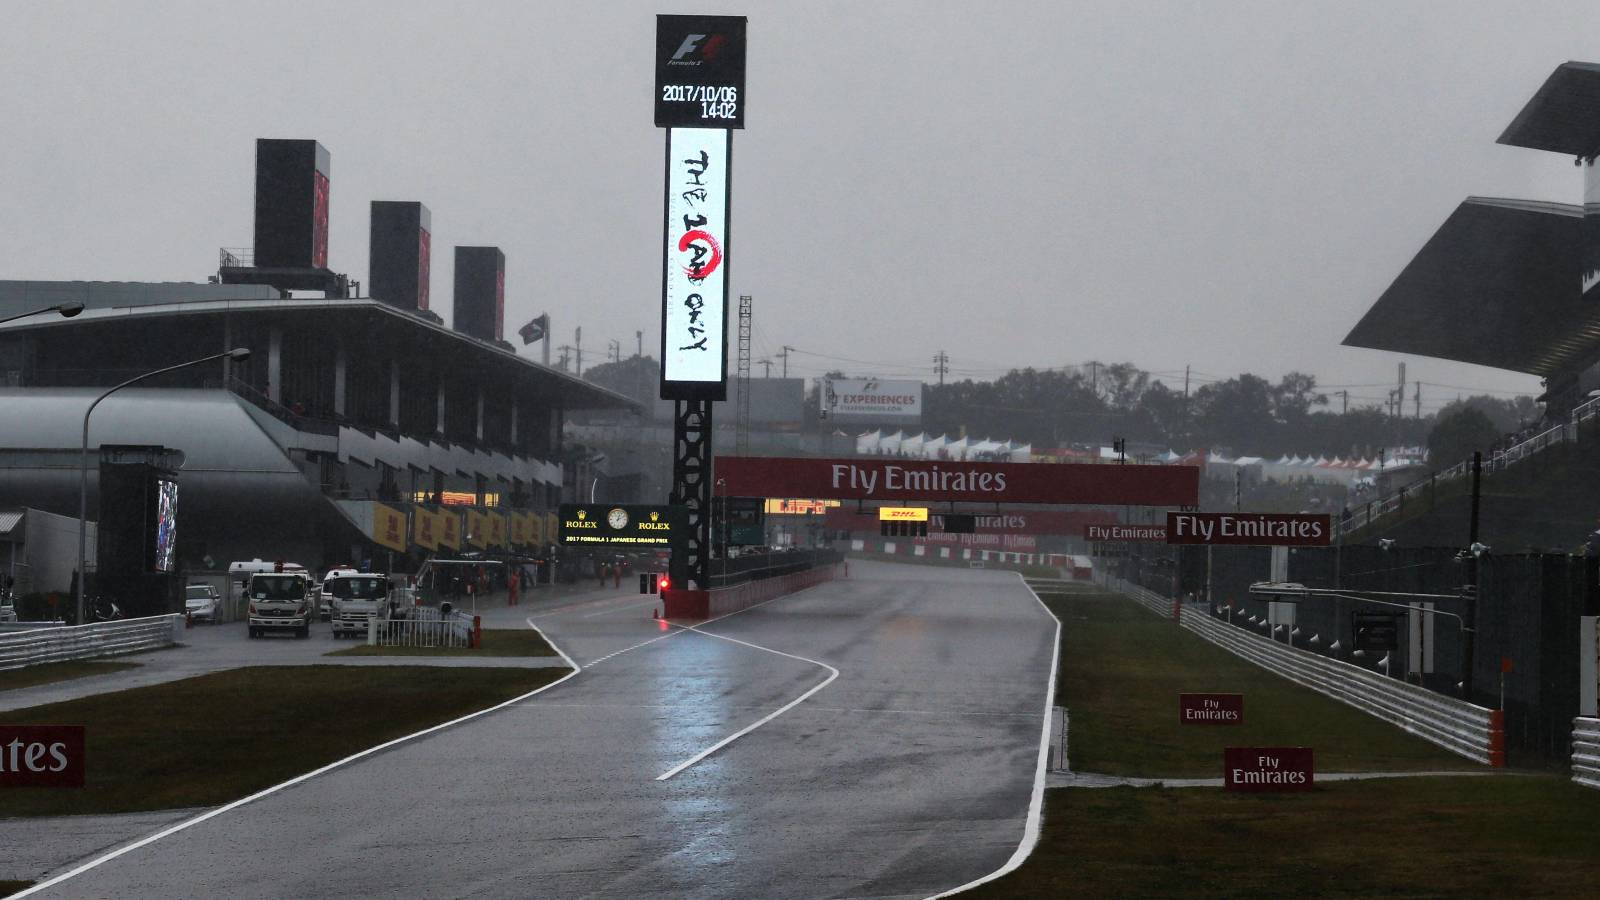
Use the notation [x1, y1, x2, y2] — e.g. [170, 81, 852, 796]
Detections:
[1498, 61, 1600, 156]
[1343, 197, 1600, 377]
[0, 297, 637, 412]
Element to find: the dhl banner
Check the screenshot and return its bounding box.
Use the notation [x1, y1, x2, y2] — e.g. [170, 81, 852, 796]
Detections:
[527, 511, 545, 547]
[509, 512, 527, 547]
[412, 507, 439, 551]
[465, 509, 488, 548]
[487, 513, 507, 548]
[372, 503, 408, 553]
[438, 509, 462, 550]
[544, 512, 558, 547]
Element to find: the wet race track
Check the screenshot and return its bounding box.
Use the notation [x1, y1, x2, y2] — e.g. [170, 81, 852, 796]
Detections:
[35, 561, 1056, 899]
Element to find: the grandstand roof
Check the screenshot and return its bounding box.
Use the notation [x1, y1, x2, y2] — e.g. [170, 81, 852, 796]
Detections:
[1342, 197, 1600, 377]
[1498, 61, 1600, 156]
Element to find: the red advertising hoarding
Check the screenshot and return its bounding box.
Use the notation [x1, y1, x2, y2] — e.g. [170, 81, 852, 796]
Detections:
[1223, 747, 1313, 792]
[826, 508, 1117, 535]
[716, 457, 1198, 507]
[1166, 512, 1331, 546]
[1179, 693, 1243, 725]
[0, 725, 85, 787]
[1085, 523, 1167, 542]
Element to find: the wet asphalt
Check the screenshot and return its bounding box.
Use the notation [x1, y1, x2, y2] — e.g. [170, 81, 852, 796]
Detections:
[30, 560, 1055, 899]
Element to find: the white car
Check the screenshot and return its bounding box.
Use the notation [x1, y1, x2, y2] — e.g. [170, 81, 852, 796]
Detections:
[184, 584, 221, 623]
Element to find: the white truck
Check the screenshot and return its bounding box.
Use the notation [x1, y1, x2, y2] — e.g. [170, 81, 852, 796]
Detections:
[245, 572, 316, 638]
[328, 573, 401, 639]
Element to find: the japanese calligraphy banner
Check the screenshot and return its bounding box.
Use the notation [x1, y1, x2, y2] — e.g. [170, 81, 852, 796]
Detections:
[660, 127, 731, 400]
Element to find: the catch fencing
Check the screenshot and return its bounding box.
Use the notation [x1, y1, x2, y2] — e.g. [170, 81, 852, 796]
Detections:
[1104, 574, 1503, 766]
[368, 607, 479, 649]
[1572, 718, 1600, 790]
[0, 615, 184, 670]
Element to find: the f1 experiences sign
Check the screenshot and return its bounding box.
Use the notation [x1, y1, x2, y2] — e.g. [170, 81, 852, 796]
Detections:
[660, 127, 732, 400]
[0, 725, 85, 788]
[825, 379, 923, 424]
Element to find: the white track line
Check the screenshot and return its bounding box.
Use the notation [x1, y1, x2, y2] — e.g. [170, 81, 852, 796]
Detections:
[655, 623, 839, 781]
[14, 617, 583, 898]
[926, 572, 1060, 899]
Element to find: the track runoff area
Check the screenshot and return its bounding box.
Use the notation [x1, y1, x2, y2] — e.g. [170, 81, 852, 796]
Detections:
[23, 456, 1191, 898]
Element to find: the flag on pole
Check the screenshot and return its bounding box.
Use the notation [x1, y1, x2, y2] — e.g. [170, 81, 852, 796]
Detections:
[518, 313, 549, 345]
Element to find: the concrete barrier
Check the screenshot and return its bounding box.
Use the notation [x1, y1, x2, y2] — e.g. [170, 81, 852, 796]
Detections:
[663, 563, 844, 620]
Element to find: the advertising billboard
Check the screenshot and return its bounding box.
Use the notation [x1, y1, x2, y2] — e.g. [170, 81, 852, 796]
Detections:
[825, 379, 923, 425]
[660, 127, 731, 400]
[1165, 512, 1332, 546]
[559, 504, 688, 547]
[718, 457, 1199, 507]
[655, 15, 747, 129]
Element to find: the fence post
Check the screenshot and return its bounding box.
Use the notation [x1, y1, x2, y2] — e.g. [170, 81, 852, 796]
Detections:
[473, 615, 482, 649]
[368, 615, 378, 646]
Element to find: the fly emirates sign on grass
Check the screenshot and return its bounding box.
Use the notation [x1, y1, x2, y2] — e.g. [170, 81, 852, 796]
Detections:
[712, 457, 1198, 506]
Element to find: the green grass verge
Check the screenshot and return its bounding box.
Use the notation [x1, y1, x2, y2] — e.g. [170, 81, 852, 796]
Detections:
[0, 882, 32, 897]
[0, 665, 566, 817]
[968, 776, 1600, 898]
[324, 628, 558, 658]
[1044, 588, 1476, 777]
[0, 660, 141, 693]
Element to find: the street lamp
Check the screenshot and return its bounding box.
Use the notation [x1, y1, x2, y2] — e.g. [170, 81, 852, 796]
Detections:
[76, 348, 251, 624]
[0, 301, 84, 326]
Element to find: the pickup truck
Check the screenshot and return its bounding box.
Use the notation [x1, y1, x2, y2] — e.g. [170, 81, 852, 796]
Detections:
[328, 573, 401, 639]
[246, 572, 315, 638]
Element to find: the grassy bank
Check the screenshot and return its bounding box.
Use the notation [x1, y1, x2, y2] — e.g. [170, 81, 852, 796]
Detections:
[325, 628, 558, 658]
[968, 776, 1600, 898]
[0, 665, 566, 817]
[0, 660, 140, 693]
[1041, 588, 1476, 777]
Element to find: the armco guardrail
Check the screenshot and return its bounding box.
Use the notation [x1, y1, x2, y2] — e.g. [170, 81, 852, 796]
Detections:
[1104, 575, 1502, 766]
[708, 563, 843, 618]
[1572, 717, 1600, 790]
[0, 614, 184, 671]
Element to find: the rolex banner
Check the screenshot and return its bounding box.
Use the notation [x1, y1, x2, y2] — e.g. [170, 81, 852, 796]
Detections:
[558, 504, 688, 547]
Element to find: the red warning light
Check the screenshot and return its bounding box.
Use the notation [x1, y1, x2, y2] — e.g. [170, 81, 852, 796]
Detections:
[659, 574, 671, 591]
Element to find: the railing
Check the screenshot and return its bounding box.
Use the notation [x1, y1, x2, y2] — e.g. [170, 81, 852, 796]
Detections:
[367, 606, 478, 649]
[226, 376, 341, 437]
[219, 247, 253, 269]
[1103, 574, 1502, 766]
[1572, 718, 1600, 790]
[1339, 398, 1600, 537]
[0, 615, 184, 670]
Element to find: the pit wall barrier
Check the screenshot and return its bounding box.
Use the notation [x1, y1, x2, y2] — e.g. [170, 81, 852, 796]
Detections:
[663, 563, 845, 620]
[0, 614, 185, 671]
[1102, 574, 1503, 767]
[1573, 718, 1600, 790]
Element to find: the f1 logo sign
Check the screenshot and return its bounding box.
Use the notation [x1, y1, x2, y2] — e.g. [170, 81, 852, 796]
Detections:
[672, 34, 707, 60]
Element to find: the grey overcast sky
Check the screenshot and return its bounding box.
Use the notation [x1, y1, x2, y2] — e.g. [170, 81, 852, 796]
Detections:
[2, 1, 1593, 411]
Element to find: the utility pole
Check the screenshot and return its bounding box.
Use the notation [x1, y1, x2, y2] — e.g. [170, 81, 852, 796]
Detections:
[1396, 362, 1406, 419]
[1463, 451, 1482, 701]
[778, 345, 793, 379]
[1090, 361, 1099, 396]
[608, 340, 621, 364]
[1414, 381, 1421, 419]
[575, 327, 583, 376]
[757, 358, 772, 378]
[1183, 365, 1190, 400]
[1339, 390, 1348, 415]
[933, 350, 949, 386]
[636, 330, 643, 359]
[556, 345, 573, 372]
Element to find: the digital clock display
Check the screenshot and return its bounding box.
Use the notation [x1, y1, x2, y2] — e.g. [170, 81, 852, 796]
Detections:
[655, 14, 747, 129]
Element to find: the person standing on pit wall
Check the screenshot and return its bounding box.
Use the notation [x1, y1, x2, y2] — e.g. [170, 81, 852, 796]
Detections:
[596, 557, 607, 588]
